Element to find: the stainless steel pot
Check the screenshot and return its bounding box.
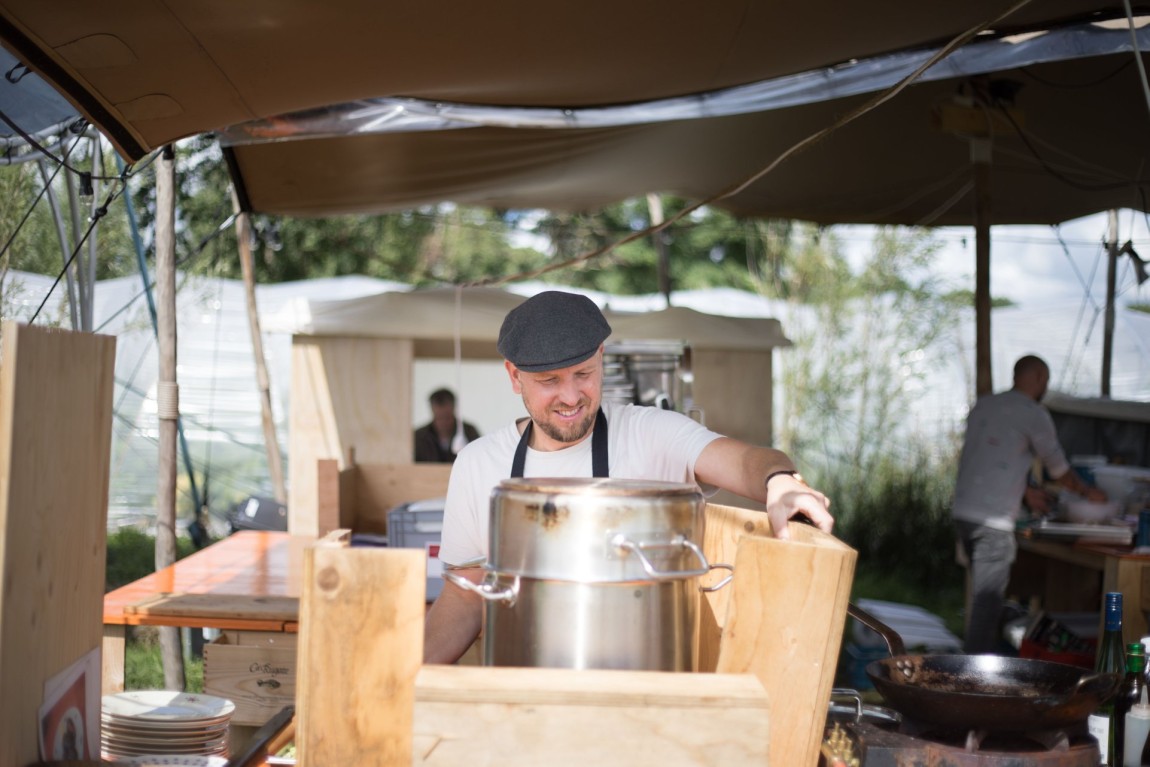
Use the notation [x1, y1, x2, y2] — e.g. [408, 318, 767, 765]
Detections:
[447, 477, 731, 671]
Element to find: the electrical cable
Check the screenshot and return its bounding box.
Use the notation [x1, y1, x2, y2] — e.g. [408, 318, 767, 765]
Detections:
[1122, 0, 1150, 117]
[995, 105, 1135, 191]
[0, 132, 84, 263]
[27, 178, 124, 324]
[0, 107, 121, 181]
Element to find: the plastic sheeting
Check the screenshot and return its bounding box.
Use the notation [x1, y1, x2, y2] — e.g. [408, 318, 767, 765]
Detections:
[218, 19, 1150, 145]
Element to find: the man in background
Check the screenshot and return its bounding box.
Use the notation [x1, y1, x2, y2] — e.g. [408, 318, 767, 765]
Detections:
[952, 355, 1105, 654]
[414, 388, 480, 463]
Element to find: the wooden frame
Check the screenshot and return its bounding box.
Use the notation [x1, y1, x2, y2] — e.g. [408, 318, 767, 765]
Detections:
[292, 505, 856, 766]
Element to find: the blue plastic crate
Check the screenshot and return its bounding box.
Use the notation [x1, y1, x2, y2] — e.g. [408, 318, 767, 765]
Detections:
[386, 500, 445, 601]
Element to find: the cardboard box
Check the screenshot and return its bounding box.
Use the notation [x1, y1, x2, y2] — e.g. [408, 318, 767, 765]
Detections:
[204, 630, 297, 726]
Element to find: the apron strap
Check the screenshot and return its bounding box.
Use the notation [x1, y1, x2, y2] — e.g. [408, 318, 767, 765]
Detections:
[511, 407, 608, 479]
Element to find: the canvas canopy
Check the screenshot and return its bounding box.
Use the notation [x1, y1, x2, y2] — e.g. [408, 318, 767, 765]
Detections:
[0, 0, 1131, 162]
[217, 18, 1150, 223]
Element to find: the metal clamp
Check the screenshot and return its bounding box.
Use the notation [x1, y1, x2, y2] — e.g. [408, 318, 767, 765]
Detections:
[610, 533, 710, 579]
[443, 570, 520, 605]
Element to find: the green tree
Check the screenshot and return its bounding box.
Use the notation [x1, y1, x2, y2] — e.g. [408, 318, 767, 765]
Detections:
[774, 225, 962, 481]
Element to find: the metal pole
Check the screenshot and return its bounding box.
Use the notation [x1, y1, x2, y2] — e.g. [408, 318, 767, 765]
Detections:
[35, 159, 79, 329]
[155, 145, 186, 690]
[972, 139, 993, 397]
[86, 134, 100, 331]
[62, 163, 90, 331]
[1102, 209, 1119, 397]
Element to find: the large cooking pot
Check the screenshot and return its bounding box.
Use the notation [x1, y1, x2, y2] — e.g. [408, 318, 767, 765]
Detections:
[848, 603, 1121, 732]
[447, 477, 731, 671]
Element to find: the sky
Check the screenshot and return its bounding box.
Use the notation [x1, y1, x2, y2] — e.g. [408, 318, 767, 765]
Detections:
[836, 208, 1150, 310]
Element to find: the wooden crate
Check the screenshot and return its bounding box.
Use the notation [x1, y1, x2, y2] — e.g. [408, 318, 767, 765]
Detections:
[204, 630, 298, 726]
[292, 508, 856, 766]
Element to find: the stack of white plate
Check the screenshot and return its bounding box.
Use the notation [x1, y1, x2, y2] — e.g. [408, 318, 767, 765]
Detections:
[101, 690, 235, 762]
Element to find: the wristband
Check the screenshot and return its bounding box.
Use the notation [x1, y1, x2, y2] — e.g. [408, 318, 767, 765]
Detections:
[765, 470, 804, 490]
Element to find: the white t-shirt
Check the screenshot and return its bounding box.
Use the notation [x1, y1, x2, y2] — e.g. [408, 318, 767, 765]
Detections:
[438, 402, 722, 566]
[952, 389, 1071, 531]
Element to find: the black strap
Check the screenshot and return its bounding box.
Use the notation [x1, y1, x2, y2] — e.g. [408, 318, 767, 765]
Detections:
[511, 407, 608, 478]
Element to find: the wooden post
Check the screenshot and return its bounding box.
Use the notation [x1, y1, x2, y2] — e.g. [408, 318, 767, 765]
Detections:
[155, 144, 186, 690]
[1102, 209, 1119, 397]
[233, 191, 287, 503]
[296, 536, 424, 766]
[972, 139, 993, 397]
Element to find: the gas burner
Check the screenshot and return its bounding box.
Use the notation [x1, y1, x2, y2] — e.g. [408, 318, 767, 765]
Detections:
[899, 716, 1086, 753]
[836, 720, 1100, 766]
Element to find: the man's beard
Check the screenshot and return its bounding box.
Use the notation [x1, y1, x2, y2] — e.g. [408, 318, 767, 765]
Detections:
[526, 399, 598, 445]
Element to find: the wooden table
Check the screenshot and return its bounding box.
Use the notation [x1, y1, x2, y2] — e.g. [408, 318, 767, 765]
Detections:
[102, 531, 312, 693]
[1012, 533, 1150, 646]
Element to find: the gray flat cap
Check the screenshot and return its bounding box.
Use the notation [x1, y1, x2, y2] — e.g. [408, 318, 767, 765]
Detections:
[498, 291, 612, 372]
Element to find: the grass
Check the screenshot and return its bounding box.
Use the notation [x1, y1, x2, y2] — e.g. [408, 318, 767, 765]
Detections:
[125, 628, 204, 692]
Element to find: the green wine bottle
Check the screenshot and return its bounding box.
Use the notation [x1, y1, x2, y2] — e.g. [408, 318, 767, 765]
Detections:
[1090, 592, 1127, 765]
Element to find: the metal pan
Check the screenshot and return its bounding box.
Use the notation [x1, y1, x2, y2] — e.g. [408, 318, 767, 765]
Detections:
[848, 603, 1121, 732]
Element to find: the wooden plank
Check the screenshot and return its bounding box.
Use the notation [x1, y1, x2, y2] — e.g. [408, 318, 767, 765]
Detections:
[353, 463, 451, 534]
[288, 336, 414, 535]
[698, 503, 772, 672]
[413, 666, 769, 766]
[0, 322, 116, 765]
[102, 625, 126, 695]
[295, 539, 424, 766]
[124, 593, 299, 622]
[715, 513, 856, 767]
[316, 458, 342, 536]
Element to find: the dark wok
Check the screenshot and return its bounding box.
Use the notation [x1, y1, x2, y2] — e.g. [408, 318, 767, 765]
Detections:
[848, 603, 1121, 732]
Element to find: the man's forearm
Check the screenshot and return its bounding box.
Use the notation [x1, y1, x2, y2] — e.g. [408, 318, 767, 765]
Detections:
[423, 569, 484, 664]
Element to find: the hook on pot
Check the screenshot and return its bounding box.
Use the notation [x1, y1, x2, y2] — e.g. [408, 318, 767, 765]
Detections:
[699, 563, 734, 592]
[443, 570, 520, 605]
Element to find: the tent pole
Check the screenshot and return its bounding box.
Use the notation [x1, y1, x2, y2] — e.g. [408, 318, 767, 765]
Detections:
[155, 145, 186, 690]
[232, 191, 287, 504]
[85, 134, 100, 331]
[115, 155, 202, 516]
[973, 140, 993, 397]
[1102, 209, 1118, 397]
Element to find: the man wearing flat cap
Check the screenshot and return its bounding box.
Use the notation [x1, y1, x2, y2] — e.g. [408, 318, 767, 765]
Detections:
[424, 290, 833, 664]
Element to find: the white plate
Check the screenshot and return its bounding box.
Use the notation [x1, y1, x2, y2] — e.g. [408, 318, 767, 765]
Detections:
[103, 691, 235, 722]
[110, 755, 228, 767]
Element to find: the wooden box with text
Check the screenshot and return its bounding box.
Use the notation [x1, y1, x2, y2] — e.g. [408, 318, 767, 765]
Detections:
[204, 630, 298, 726]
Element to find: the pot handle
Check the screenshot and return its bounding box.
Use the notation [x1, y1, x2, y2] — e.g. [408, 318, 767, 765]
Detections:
[700, 563, 734, 593]
[443, 570, 520, 605]
[846, 602, 908, 658]
[610, 533, 711, 579]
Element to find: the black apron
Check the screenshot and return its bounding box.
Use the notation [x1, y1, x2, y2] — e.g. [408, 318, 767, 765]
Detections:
[510, 407, 608, 478]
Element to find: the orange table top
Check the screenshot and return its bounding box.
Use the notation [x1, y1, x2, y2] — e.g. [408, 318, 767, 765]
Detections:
[104, 531, 314, 632]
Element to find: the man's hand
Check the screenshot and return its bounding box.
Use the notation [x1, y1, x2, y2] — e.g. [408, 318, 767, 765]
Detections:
[765, 473, 833, 541]
[1023, 486, 1053, 517]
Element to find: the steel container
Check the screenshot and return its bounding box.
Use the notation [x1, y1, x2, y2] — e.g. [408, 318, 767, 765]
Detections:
[449, 477, 722, 671]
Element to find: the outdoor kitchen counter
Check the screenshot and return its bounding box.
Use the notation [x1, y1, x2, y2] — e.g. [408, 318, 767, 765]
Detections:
[1012, 533, 1150, 645]
[102, 530, 312, 693]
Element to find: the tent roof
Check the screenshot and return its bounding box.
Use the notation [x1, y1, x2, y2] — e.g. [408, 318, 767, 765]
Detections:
[221, 23, 1150, 224]
[0, 1, 1129, 161]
